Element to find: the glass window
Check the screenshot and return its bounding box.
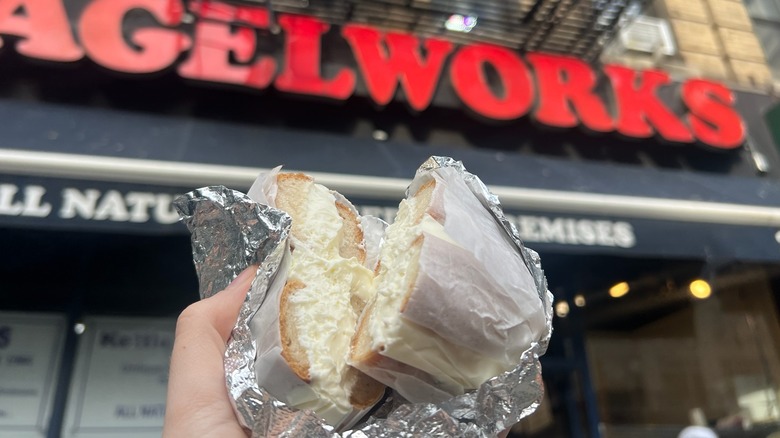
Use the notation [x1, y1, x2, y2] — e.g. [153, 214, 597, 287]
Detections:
[752, 21, 780, 78]
[741, 0, 780, 79]
[745, 0, 780, 22]
[585, 265, 780, 437]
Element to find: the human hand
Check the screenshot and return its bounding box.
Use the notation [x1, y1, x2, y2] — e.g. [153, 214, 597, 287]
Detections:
[163, 266, 257, 438]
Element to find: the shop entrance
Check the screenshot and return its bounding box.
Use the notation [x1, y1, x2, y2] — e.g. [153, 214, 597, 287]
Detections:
[518, 253, 780, 438]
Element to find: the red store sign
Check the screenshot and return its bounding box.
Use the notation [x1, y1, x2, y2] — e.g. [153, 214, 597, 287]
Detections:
[0, 0, 746, 150]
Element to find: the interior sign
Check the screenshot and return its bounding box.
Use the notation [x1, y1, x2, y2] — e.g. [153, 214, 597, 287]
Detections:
[63, 317, 174, 438]
[0, 313, 65, 438]
[0, 0, 746, 150]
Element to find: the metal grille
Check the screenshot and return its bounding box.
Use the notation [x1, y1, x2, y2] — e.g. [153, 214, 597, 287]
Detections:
[219, 0, 648, 61]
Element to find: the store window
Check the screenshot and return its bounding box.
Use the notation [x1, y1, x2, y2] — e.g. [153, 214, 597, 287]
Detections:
[745, 0, 780, 21]
[745, 0, 780, 79]
[585, 264, 780, 437]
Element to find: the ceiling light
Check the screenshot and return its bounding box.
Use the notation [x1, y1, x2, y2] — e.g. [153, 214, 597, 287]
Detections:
[555, 301, 570, 318]
[689, 279, 711, 299]
[372, 129, 388, 141]
[445, 14, 477, 33]
[609, 281, 630, 298]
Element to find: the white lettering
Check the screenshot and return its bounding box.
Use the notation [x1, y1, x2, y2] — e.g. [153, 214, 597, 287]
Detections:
[21, 186, 52, 217]
[153, 194, 180, 224]
[125, 192, 158, 223]
[595, 221, 615, 246]
[513, 215, 636, 248]
[576, 220, 597, 245]
[61, 189, 181, 224]
[563, 218, 579, 244]
[518, 216, 540, 241]
[94, 190, 130, 221]
[0, 184, 24, 215]
[538, 218, 566, 243]
[0, 184, 52, 217]
[613, 222, 636, 248]
[60, 188, 100, 219]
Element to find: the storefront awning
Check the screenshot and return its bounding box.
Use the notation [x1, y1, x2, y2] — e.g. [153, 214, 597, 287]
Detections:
[0, 100, 779, 262]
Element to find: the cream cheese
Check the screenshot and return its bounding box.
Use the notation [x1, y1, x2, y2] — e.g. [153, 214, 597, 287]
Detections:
[284, 182, 375, 425]
[293, 183, 344, 257]
[369, 196, 436, 346]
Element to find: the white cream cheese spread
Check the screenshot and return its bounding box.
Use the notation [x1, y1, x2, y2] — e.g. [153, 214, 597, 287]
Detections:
[284, 183, 375, 425]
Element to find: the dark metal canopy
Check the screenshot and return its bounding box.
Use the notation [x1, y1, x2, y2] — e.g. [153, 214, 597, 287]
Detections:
[226, 0, 648, 60]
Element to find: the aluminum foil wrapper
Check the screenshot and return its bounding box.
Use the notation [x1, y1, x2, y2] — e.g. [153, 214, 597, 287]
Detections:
[175, 157, 554, 438]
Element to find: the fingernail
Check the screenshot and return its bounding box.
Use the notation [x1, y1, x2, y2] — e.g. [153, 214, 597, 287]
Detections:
[227, 265, 257, 291]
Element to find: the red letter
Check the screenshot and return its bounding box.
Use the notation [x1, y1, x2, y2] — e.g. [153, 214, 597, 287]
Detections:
[178, 1, 275, 89]
[450, 44, 533, 120]
[79, 0, 189, 73]
[526, 53, 613, 132]
[682, 79, 745, 150]
[342, 25, 453, 111]
[603, 65, 693, 143]
[275, 15, 354, 100]
[0, 0, 82, 61]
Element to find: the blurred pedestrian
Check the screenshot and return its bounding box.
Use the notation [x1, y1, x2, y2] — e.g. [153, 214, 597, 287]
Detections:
[678, 425, 717, 438]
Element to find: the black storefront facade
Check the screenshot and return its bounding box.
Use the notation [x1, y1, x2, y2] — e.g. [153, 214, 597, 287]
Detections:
[3, 1, 780, 437]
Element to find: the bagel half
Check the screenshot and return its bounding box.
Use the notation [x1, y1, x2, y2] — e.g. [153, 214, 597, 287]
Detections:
[249, 171, 384, 428]
[349, 168, 547, 402]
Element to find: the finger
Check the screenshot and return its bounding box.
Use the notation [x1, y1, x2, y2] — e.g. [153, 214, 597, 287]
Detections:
[167, 264, 257, 393]
[200, 266, 258, 342]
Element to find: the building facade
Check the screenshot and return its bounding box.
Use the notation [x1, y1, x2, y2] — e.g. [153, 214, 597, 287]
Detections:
[1, 1, 780, 437]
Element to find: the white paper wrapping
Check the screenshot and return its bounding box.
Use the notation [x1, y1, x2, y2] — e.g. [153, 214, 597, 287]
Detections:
[354, 165, 547, 402]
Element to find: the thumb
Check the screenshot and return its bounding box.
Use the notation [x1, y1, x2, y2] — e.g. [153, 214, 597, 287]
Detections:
[164, 265, 257, 438]
[197, 265, 258, 342]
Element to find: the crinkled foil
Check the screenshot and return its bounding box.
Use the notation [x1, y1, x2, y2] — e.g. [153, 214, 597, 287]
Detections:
[175, 157, 554, 438]
[173, 187, 291, 300]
